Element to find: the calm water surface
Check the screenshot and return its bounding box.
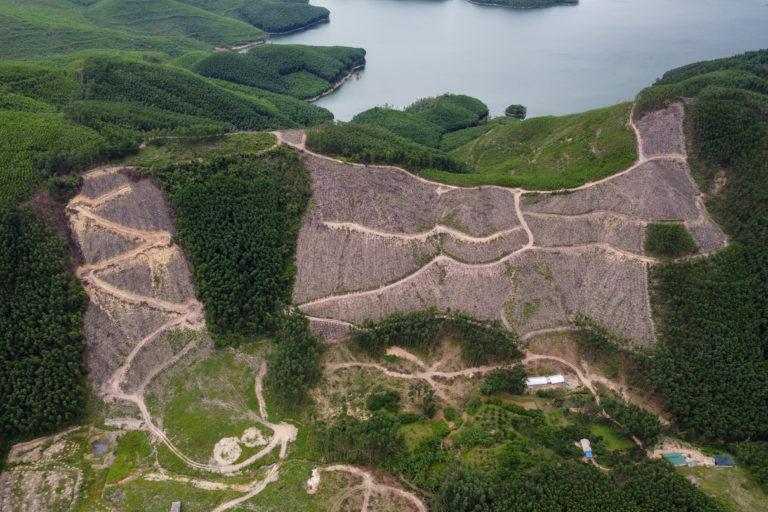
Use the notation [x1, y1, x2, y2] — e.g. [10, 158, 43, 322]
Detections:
[273, 0, 768, 120]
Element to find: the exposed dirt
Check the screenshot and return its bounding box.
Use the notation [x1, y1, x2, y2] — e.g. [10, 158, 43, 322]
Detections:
[282, 103, 727, 347]
[308, 465, 427, 512]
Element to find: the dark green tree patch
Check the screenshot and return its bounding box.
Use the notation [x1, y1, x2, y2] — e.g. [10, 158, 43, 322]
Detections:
[644, 223, 698, 258]
[0, 206, 87, 453]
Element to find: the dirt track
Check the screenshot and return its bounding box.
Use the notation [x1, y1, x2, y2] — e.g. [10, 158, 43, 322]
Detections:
[65, 167, 299, 509]
[279, 103, 728, 347]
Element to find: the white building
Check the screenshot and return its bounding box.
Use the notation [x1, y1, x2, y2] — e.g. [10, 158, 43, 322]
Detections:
[526, 374, 566, 387]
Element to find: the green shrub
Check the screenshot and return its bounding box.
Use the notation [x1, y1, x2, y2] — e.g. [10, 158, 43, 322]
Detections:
[367, 391, 402, 413]
[480, 365, 527, 396]
[505, 104, 527, 119]
[601, 398, 662, 446]
[351, 309, 521, 366]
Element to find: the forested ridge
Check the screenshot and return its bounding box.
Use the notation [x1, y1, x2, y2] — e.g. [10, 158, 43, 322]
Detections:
[0, 206, 87, 462]
[643, 50, 768, 447]
[153, 148, 311, 344]
[306, 94, 489, 173]
[194, 45, 366, 99]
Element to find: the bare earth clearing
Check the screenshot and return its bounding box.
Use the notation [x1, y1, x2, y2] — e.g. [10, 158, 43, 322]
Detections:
[2, 167, 426, 511]
[283, 103, 727, 347]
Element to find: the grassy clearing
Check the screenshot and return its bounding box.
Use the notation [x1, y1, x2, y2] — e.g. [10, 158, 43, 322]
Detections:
[122, 132, 276, 169]
[443, 102, 636, 189]
[146, 346, 266, 465]
[107, 478, 239, 512]
[588, 422, 635, 451]
[680, 466, 768, 512]
[105, 431, 153, 484]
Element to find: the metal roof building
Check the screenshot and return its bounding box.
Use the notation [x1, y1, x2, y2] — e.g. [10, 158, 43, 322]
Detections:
[526, 375, 566, 387]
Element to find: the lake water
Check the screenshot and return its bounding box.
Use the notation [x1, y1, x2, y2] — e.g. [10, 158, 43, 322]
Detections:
[273, 0, 768, 120]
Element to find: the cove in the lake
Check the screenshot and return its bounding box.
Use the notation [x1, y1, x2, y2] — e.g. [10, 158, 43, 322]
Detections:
[273, 0, 768, 120]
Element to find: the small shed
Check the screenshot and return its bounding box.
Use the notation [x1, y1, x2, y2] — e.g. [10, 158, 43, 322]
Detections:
[580, 438, 593, 459]
[526, 376, 548, 387]
[663, 452, 686, 467]
[714, 455, 736, 468]
[526, 375, 566, 387]
[171, 502, 181, 512]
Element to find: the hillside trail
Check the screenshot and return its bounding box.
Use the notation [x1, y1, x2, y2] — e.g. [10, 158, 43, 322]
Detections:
[282, 105, 725, 319]
[66, 167, 297, 508]
[330, 343, 668, 433]
[307, 465, 427, 512]
[65, 166, 420, 511]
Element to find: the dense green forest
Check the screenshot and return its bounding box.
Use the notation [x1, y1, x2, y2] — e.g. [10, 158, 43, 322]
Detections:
[644, 50, 768, 443]
[179, 0, 330, 34]
[351, 308, 522, 365]
[0, 0, 330, 59]
[152, 148, 311, 344]
[194, 44, 366, 99]
[0, 206, 87, 461]
[306, 94, 489, 173]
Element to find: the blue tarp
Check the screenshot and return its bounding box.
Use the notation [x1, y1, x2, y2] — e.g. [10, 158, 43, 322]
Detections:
[714, 455, 736, 467]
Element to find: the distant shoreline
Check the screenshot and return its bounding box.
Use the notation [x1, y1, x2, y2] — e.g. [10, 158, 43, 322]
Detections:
[306, 64, 366, 103]
[266, 17, 331, 37]
[467, 0, 577, 8]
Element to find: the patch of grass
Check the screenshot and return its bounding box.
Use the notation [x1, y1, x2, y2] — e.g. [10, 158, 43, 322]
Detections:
[107, 477, 238, 512]
[680, 466, 768, 512]
[645, 222, 699, 258]
[147, 349, 267, 464]
[105, 431, 153, 484]
[588, 423, 634, 451]
[400, 420, 449, 451]
[445, 102, 636, 189]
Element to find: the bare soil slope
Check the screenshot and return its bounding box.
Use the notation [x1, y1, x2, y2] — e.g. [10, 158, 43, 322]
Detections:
[288, 104, 728, 347]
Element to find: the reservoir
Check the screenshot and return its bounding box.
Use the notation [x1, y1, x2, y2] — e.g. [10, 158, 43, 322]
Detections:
[274, 0, 768, 120]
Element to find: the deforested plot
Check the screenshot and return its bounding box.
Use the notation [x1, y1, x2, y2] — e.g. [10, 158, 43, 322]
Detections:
[524, 212, 645, 254]
[523, 159, 701, 221]
[79, 167, 131, 199]
[442, 228, 528, 263]
[83, 290, 174, 390]
[293, 213, 440, 303]
[68, 167, 203, 395]
[301, 152, 519, 237]
[92, 178, 175, 232]
[301, 258, 512, 325]
[635, 103, 686, 158]
[96, 244, 196, 303]
[535, 249, 654, 345]
[69, 216, 143, 265]
[294, 100, 726, 346]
